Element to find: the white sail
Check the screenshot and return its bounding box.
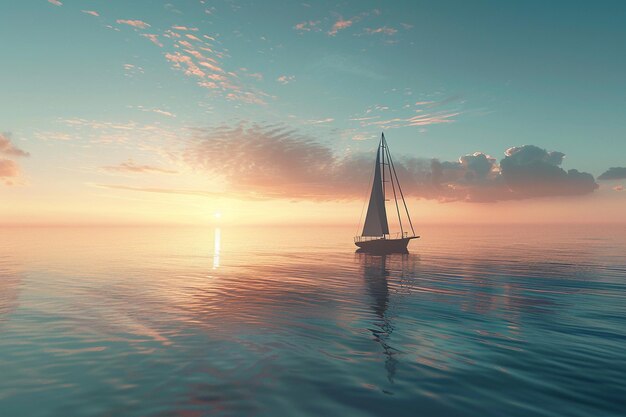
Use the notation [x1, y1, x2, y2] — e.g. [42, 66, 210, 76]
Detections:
[362, 145, 389, 236]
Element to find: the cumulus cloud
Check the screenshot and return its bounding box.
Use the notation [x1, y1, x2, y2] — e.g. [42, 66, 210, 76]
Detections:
[101, 161, 178, 175]
[598, 167, 626, 180]
[182, 124, 599, 202]
[499, 145, 597, 199]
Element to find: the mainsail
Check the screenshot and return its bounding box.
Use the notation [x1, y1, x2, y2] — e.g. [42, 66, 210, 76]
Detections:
[362, 144, 389, 236]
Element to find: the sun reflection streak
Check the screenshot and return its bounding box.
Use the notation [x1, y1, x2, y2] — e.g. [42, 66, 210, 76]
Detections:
[213, 227, 221, 269]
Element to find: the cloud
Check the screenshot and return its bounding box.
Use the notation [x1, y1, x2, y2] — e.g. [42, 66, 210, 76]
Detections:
[182, 124, 599, 202]
[277, 75, 295, 85]
[328, 19, 352, 36]
[0, 159, 20, 184]
[93, 184, 266, 200]
[165, 52, 206, 78]
[306, 118, 334, 125]
[498, 145, 598, 199]
[48, 0, 62, 6]
[364, 27, 397, 36]
[102, 161, 178, 175]
[81, 10, 99, 17]
[598, 167, 626, 180]
[294, 21, 321, 32]
[0, 133, 28, 186]
[141, 34, 163, 47]
[0, 133, 30, 157]
[116, 19, 151, 29]
[360, 112, 459, 129]
[172, 26, 198, 31]
[614, 185, 624, 192]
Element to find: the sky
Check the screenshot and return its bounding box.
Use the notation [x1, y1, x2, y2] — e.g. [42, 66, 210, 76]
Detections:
[1, 0, 625, 226]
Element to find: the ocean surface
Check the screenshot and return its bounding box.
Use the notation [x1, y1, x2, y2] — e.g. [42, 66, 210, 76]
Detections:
[0, 225, 624, 417]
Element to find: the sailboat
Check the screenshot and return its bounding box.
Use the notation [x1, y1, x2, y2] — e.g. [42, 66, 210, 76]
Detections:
[354, 133, 419, 253]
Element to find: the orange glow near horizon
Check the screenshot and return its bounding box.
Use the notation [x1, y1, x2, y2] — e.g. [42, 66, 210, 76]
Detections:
[1, 183, 624, 227]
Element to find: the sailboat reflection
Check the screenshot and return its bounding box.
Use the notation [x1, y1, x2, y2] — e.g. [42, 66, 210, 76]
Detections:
[213, 227, 221, 269]
[358, 252, 410, 383]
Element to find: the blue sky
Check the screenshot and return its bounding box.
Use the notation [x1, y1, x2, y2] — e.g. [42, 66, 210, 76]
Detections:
[1, 0, 625, 224]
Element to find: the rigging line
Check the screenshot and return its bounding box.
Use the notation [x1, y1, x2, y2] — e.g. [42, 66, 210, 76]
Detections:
[386, 142, 416, 236]
[355, 140, 378, 237]
[380, 134, 385, 205]
[383, 134, 403, 236]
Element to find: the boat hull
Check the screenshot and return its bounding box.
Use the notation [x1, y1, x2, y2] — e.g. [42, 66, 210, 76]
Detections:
[355, 237, 418, 254]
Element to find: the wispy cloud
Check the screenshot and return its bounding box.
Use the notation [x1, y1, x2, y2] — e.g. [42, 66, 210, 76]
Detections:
[171, 25, 198, 31]
[95, 184, 216, 197]
[277, 75, 295, 85]
[81, 10, 99, 17]
[294, 20, 321, 32]
[360, 112, 460, 129]
[364, 26, 397, 36]
[141, 34, 163, 47]
[306, 118, 334, 125]
[116, 19, 151, 29]
[102, 161, 178, 175]
[47, 0, 62, 6]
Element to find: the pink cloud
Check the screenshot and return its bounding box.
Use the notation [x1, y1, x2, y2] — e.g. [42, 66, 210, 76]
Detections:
[48, 0, 62, 6]
[0, 159, 20, 184]
[81, 10, 99, 17]
[328, 19, 352, 36]
[614, 185, 624, 192]
[141, 34, 163, 47]
[116, 19, 151, 29]
[198, 81, 219, 89]
[206, 74, 226, 81]
[165, 52, 206, 78]
[172, 26, 198, 31]
[185, 34, 201, 41]
[199, 61, 225, 73]
[0, 133, 28, 185]
[294, 20, 321, 32]
[0, 134, 30, 157]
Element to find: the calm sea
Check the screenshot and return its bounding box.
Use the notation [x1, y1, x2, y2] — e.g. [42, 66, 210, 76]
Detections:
[1, 225, 624, 417]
